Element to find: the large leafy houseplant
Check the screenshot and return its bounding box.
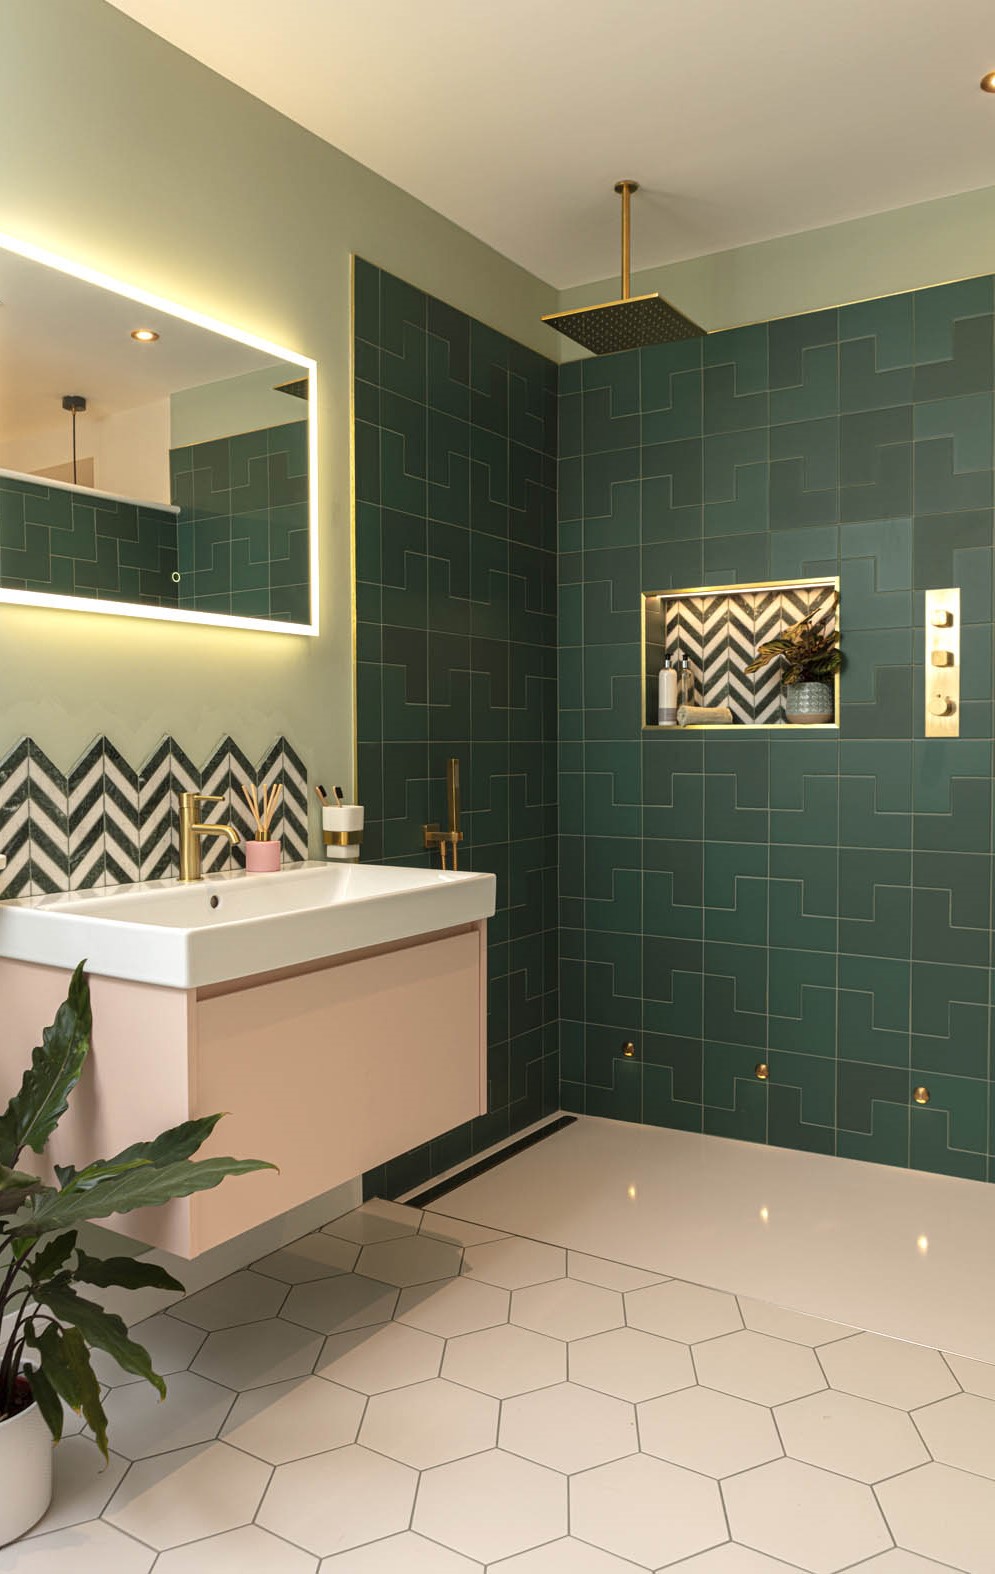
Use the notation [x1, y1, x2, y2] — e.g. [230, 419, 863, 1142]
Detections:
[0, 963, 273, 1457]
[745, 601, 842, 687]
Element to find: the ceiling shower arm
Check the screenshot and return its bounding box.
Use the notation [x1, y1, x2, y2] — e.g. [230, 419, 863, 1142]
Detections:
[615, 179, 638, 301]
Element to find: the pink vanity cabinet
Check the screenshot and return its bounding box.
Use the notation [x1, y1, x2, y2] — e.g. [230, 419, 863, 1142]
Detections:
[1, 921, 487, 1256]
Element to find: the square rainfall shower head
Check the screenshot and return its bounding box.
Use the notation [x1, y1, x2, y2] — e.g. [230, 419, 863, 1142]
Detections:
[543, 292, 705, 355]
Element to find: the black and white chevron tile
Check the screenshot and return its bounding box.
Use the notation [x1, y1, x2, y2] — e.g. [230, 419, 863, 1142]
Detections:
[663, 584, 836, 724]
[0, 735, 311, 898]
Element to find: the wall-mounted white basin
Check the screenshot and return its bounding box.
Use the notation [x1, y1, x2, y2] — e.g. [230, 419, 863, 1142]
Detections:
[0, 861, 496, 988]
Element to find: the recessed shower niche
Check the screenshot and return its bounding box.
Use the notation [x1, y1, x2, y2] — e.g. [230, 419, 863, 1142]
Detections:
[643, 577, 840, 729]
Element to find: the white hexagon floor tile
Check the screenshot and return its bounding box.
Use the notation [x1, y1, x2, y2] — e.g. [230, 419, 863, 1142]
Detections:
[819, 1332, 958, 1409]
[569, 1325, 694, 1402]
[413, 1448, 567, 1563]
[667, 1546, 820, 1574]
[912, 1391, 995, 1478]
[92, 1312, 205, 1388]
[570, 1452, 726, 1568]
[566, 1250, 665, 1293]
[877, 1462, 995, 1573]
[625, 1279, 742, 1343]
[253, 1231, 359, 1283]
[324, 1200, 420, 1243]
[420, 1213, 507, 1247]
[462, 1236, 566, 1289]
[738, 1296, 855, 1347]
[491, 1537, 649, 1571]
[8, 1520, 155, 1573]
[356, 1233, 462, 1287]
[395, 1275, 510, 1337]
[511, 1278, 623, 1341]
[776, 1389, 929, 1482]
[500, 1381, 637, 1473]
[221, 1374, 365, 1463]
[153, 1524, 317, 1572]
[724, 1457, 891, 1574]
[639, 1384, 782, 1477]
[442, 1322, 566, 1397]
[695, 1329, 825, 1405]
[943, 1350, 995, 1399]
[22, 1437, 128, 1538]
[282, 1273, 399, 1333]
[319, 1529, 483, 1570]
[101, 1369, 234, 1459]
[359, 1376, 498, 1468]
[847, 1554, 964, 1574]
[257, 1443, 417, 1557]
[103, 1439, 270, 1551]
[317, 1318, 443, 1392]
[167, 1269, 287, 1330]
[192, 1316, 322, 1390]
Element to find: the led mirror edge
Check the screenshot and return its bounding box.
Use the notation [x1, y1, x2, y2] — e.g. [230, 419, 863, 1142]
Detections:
[0, 229, 320, 638]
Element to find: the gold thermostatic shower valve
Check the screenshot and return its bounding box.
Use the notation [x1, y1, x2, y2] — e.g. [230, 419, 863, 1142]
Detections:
[924, 589, 960, 737]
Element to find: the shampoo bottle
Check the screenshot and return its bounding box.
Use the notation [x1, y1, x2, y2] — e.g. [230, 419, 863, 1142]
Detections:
[677, 653, 693, 710]
[658, 656, 677, 728]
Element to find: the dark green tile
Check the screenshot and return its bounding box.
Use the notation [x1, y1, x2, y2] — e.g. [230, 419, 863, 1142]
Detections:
[839, 953, 910, 1068]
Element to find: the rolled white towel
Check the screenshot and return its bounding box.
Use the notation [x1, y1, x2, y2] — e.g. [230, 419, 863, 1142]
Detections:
[677, 704, 734, 727]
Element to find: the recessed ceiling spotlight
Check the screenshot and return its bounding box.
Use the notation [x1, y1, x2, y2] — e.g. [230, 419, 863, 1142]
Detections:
[130, 327, 159, 342]
[981, 71, 995, 92]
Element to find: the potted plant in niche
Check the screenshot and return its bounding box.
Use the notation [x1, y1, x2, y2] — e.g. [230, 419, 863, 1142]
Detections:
[746, 601, 843, 724]
[0, 963, 274, 1546]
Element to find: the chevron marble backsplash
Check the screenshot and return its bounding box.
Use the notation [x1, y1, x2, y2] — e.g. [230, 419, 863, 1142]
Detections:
[0, 735, 309, 898]
[649, 580, 837, 724]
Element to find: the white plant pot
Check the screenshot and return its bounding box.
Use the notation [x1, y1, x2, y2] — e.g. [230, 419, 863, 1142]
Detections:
[784, 680, 834, 725]
[0, 1395, 53, 1545]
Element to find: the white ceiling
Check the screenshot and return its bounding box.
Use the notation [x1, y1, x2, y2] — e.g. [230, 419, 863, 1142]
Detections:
[0, 247, 289, 440]
[109, 0, 995, 290]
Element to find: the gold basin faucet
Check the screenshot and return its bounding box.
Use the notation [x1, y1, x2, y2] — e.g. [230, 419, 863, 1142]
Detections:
[178, 791, 241, 882]
[424, 758, 464, 870]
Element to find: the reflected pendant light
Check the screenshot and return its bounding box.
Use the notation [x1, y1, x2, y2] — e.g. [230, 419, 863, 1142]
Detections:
[542, 180, 705, 354]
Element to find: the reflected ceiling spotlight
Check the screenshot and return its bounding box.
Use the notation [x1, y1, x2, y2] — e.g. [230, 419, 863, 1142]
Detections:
[61, 394, 86, 485]
[130, 327, 159, 342]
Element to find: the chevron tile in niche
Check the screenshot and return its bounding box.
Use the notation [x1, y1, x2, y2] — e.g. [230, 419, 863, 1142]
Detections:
[0, 735, 310, 897]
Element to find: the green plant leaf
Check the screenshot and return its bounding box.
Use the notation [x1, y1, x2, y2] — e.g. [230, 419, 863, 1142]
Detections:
[28, 1231, 77, 1282]
[33, 1322, 108, 1458]
[74, 1250, 184, 1295]
[109, 1114, 226, 1168]
[0, 962, 91, 1167]
[18, 1155, 275, 1235]
[32, 1282, 166, 1399]
[0, 1163, 42, 1214]
[56, 1157, 151, 1195]
[21, 1361, 63, 1442]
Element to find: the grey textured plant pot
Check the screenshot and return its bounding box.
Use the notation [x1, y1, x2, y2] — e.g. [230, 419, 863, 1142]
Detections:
[785, 680, 834, 725]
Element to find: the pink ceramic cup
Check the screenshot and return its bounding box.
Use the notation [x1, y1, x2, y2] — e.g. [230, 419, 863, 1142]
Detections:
[244, 839, 281, 873]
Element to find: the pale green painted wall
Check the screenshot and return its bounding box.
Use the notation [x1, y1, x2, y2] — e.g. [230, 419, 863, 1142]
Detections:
[556, 184, 995, 359]
[0, 0, 556, 799]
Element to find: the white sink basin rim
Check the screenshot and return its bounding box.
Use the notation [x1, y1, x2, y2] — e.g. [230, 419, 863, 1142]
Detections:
[0, 861, 496, 988]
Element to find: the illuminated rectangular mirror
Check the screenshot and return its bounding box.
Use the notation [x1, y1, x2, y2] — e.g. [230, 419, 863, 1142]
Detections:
[0, 234, 317, 633]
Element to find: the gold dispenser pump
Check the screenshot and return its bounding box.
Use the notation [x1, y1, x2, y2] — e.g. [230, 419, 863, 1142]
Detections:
[424, 757, 463, 870]
[542, 180, 705, 354]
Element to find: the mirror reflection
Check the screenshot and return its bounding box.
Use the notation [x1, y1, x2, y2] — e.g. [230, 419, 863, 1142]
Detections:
[0, 242, 313, 628]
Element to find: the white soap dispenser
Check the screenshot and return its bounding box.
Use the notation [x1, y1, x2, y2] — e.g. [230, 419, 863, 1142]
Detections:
[658, 655, 677, 728]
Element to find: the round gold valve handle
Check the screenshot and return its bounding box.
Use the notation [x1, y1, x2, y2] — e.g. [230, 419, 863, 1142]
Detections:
[930, 650, 953, 667]
[928, 696, 953, 717]
[930, 608, 952, 627]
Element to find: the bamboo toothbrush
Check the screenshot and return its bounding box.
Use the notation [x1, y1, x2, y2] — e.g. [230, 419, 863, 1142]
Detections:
[243, 781, 282, 841]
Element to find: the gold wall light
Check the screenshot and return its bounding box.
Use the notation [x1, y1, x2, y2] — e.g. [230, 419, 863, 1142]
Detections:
[621, 1042, 636, 1058]
[913, 1086, 930, 1105]
[755, 1062, 770, 1081]
[981, 71, 995, 92]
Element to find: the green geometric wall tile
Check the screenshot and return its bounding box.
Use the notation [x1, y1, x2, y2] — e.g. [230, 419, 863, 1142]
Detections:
[703, 531, 770, 585]
[768, 1054, 836, 1154]
[838, 953, 910, 1067]
[839, 740, 912, 848]
[560, 391, 582, 459]
[704, 841, 768, 944]
[910, 1074, 987, 1181]
[912, 850, 991, 967]
[703, 325, 769, 433]
[583, 644, 641, 739]
[644, 839, 704, 939]
[643, 1036, 704, 1132]
[770, 417, 839, 529]
[768, 947, 837, 1057]
[911, 960, 989, 1080]
[642, 357, 702, 446]
[642, 536, 705, 593]
[914, 509, 994, 625]
[583, 383, 639, 456]
[838, 406, 912, 523]
[703, 1041, 768, 1142]
[427, 297, 471, 419]
[769, 309, 838, 425]
[768, 736, 839, 845]
[839, 628, 914, 739]
[704, 941, 768, 1046]
[837, 1062, 909, 1166]
[839, 847, 910, 958]
[913, 393, 994, 515]
[768, 523, 840, 580]
[642, 734, 704, 840]
[839, 517, 912, 629]
[471, 319, 509, 436]
[583, 544, 640, 644]
[911, 738, 992, 852]
[643, 438, 704, 544]
[643, 936, 704, 1037]
[840, 293, 914, 413]
[703, 429, 768, 537]
[583, 741, 641, 836]
[769, 844, 838, 952]
[584, 1053, 642, 1123]
[913, 278, 993, 401]
[703, 738, 769, 842]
